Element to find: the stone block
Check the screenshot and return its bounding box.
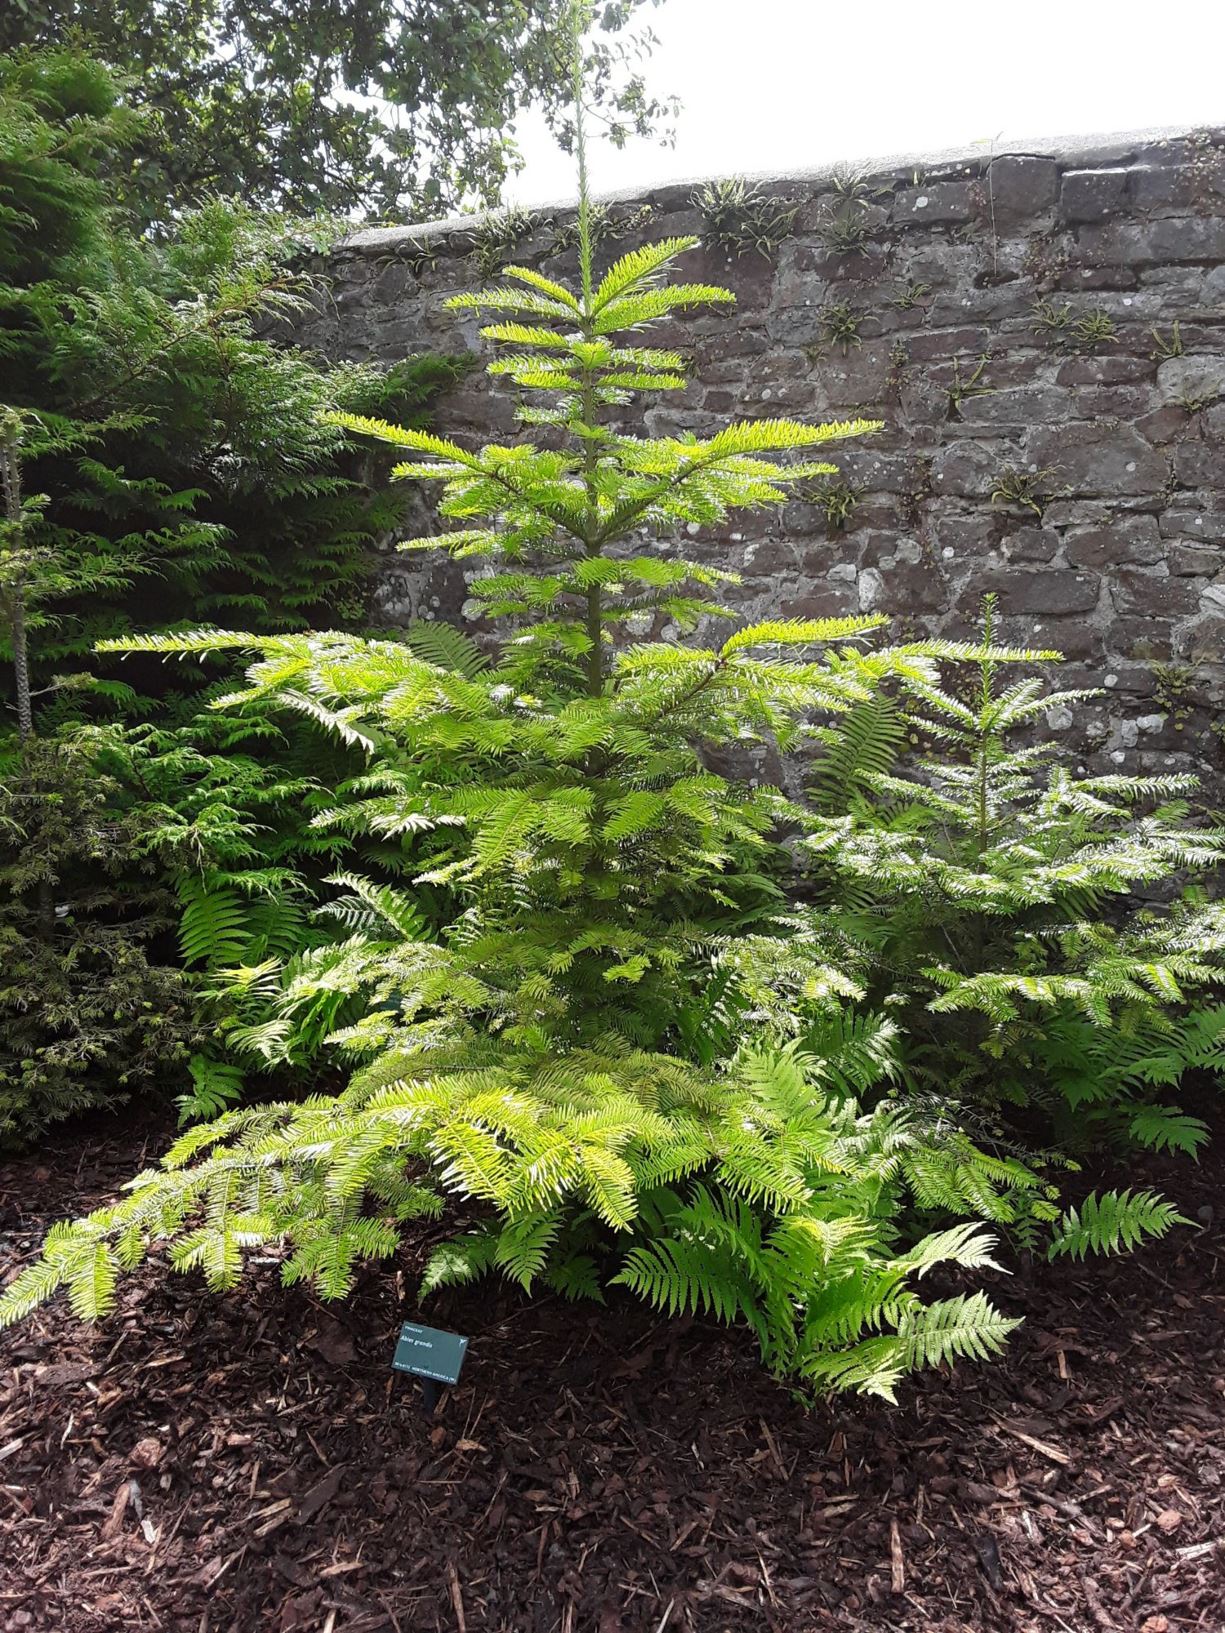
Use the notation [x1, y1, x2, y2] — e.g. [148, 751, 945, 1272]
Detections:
[1003, 528, 1061, 563]
[892, 182, 977, 225]
[873, 559, 950, 612]
[739, 537, 803, 577]
[780, 584, 858, 618]
[1057, 264, 1140, 292]
[904, 328, 992, 363]
[1166, 543, 1221, 575]
[1160, 509, 1225, 542]
[1173, 441, 1225, 487]
[1055, 355, 1154, 386]
[829, 448, 915, 493]
[1072, 386, 1160, 421]
[1130, 164, 1194, 210]
[930, 514, 999, 557]
[897, 374, 950, 428]
[966, 568, 1101, 616]
[986, 156, 1059, 219]
[1134, 161, 1225, 210]
[929, 284, 1040, 325]
[812, 343, 894, 408]
[699, 329, 770, 363]
[1156, 354, 1225, 405]
[1112, 618, 1181, 660]
[1026, 422, 1167, 496]
[958, 386, 1074, 426]
[932, 440, 1013, 499]
[1060, 168, 1130, 223]
[1134, 406, 1191, 444]
[1027, 619, 1104, 657]
[1076, 216, 1225, 265]
[1065, 515, 1163, 568]
[1113, 569, 1202, 617]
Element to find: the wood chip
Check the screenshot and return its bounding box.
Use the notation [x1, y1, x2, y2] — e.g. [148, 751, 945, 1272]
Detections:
[889, 1516, 905, 1594]
[100, 1480, 131, 1541]
[1175, 1537, 1222, 1561]
[129, 1436, 163, 1469]
[252, 1499, 294, 1538]
[298, 1465, 346, 1523]
[446, 1559, 467, 1633]
[992, 1421, 1073, 1467]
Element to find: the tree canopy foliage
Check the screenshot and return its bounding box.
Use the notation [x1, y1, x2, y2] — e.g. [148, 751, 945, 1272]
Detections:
[1, 0, 673, 223]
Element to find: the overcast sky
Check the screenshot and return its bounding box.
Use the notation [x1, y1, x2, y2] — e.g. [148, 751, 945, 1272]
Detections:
[507, 0, 1225, 206]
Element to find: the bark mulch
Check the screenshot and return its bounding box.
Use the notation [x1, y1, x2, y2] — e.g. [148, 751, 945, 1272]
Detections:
[1, 1115, 1223, 1633]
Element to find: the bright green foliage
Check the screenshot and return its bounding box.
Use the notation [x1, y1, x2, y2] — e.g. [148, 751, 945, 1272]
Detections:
[177, 1055, 245, 1126]
[84, 689, 442, 1115]
[1047, 1190, 1187, 1261]
[2, 30, 1199, 1392]
[797, 598, 1225, 1153]
[0, 1038, 1030, 1399]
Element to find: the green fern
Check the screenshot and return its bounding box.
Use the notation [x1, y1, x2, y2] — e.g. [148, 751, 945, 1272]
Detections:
[402, 619, 490, 678]
[176, 1055, 244, 1125]
[1047, 1190, 1188, 1260]
[177, 881, 250, 968]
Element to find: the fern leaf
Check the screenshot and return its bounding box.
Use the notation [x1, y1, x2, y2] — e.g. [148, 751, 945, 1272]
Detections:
[900, 1293, 1020, 1369]
[1047, 1190, 1188, 1260]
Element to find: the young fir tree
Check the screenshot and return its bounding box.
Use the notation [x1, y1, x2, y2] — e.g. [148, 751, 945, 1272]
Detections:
[791, 596, 1225, 1157]
[0, 10, 1187, 1395]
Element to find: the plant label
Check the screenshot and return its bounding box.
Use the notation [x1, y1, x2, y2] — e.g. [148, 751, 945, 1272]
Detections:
[391, 1321, 468, 1385]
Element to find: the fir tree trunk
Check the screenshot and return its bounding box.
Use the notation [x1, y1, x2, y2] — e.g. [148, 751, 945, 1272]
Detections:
[1, 417, 53, 939]
[573, 0, 604, 699]
[0, 419, 33, 741]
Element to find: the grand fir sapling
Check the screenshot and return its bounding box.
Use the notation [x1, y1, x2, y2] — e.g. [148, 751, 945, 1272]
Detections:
[796, 596, 1225, 1156]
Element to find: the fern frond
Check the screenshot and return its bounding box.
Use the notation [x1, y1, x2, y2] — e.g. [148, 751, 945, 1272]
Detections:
[1047, 1190, 1188, 1260]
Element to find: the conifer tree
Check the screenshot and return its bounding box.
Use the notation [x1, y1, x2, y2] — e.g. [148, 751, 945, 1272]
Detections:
[792, 595, 1225, 1156]
[0, 50, 463, 1140]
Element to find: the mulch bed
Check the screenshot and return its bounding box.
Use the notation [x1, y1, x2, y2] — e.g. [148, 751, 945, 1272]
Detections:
[1, 1114, 1223, 1633]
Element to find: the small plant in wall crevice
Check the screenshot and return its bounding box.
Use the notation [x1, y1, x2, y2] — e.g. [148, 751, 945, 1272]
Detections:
[818, 301, 863, 351]
[692, 177, 798, 259]
[990, 464, 1061, 518]
[467, 204, 540, 281]
[946, 354, 994, 417]
[891, 280, 932, 310]
[805, 476, 862, 533]
[1151, 662, 1198, 733]
[1151, 321, 1185, 361]
[815, 200, 871, 254]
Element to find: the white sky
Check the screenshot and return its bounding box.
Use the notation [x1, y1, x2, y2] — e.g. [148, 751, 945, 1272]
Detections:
[507, 0, 1225, 207]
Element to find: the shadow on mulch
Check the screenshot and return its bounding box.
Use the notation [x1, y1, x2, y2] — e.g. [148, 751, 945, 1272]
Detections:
[0, 1111, 1223, 1633]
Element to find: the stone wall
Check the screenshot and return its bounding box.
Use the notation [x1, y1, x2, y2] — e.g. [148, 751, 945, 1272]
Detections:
[301, 126, 1225, 783]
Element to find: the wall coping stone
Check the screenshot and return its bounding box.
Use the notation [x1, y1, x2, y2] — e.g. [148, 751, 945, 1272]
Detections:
[339, 125, 1223, 255]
